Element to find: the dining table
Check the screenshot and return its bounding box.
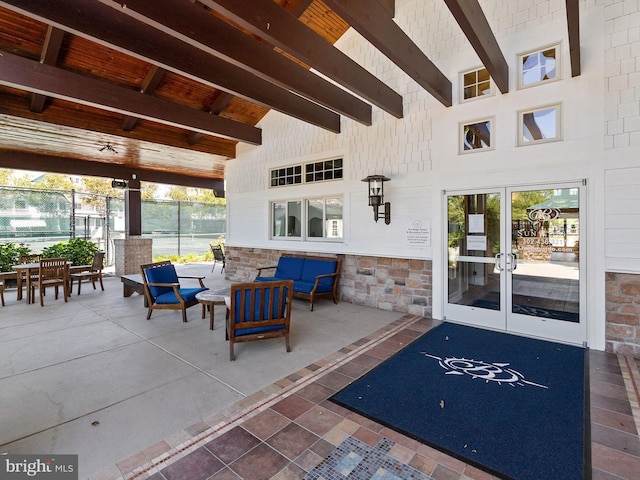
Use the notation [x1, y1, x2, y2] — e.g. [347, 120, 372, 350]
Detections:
[12, 261, 72, 304]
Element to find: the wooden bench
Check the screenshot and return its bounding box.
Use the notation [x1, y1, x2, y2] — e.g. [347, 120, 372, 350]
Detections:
[121, 274, 148, 306]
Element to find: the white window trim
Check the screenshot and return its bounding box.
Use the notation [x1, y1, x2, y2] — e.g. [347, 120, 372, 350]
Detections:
[517, 43, 561, 90]
[517, 103, 562, 147]
[459, 117, 495, 154]
[459, 66, 494, 103]
[269, 157, 343, 189]
[270, 196, 344, 242]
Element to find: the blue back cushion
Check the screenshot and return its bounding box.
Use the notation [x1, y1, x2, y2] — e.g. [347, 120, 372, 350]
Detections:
[301, 259, 337, 287]
[274, 256, 304, 280]
[233, 286, 288, 324]
[145, 264, 178, 297]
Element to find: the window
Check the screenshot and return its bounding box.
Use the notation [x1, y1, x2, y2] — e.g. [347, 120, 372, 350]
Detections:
[461, 67, 491, 101]
[519, 46, 559, 88]
[519, 105, 560, 145]
[270, 158, 342, 188]
[460, 118, 493, 153]
[271, 196, 343, 240]
[272, 200, 301, 238]
[305, 158, 343, 183]
[270, 165, 302, 187]
[307, 197, 343, 239]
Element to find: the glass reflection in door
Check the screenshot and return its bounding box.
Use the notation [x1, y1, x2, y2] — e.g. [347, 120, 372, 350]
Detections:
[510, 188, 580, 322]
[447, 193, 501, 310]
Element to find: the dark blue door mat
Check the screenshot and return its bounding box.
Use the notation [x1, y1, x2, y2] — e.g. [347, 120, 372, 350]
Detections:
[305, 436, 433, 480]
[330, 322, 591, 480]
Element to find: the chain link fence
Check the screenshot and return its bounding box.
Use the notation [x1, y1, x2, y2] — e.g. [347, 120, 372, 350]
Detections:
[0, 186, 226, 265]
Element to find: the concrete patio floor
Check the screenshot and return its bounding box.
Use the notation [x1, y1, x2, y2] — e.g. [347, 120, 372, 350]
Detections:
[0, 263, 403, 479]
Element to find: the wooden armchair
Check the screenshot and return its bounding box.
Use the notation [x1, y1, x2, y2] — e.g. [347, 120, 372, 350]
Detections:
[70, 251, 105, 295]
[140, 261, 208, 322]
[32, 257, 70, 306]
[225, 280, 293, 361]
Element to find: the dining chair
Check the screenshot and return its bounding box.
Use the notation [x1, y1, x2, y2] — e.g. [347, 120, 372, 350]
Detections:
[211, 245, 226, 273]
[32, 257, 70, 306]
[17, 253, 41, 299]
[70, 251, 105, 295]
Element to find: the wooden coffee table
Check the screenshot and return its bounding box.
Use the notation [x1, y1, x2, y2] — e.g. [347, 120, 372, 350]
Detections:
[196, 288, 230, 330]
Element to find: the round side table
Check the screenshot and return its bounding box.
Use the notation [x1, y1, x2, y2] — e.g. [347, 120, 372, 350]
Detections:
[196, 288, 230, 330]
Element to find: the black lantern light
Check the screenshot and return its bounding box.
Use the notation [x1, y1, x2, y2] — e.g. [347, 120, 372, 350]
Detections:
[361, 175, 391, 224]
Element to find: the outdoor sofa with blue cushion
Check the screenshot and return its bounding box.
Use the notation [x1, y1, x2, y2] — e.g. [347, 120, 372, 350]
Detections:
[225, 279, 293, 361]
[140, 261, 208, 323]
[255, 253, 342, 311]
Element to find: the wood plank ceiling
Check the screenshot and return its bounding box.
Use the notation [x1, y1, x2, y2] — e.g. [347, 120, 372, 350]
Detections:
[0, 0, 581, 192]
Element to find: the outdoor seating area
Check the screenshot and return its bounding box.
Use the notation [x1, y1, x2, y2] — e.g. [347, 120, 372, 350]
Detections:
[0, 263, 638, 480]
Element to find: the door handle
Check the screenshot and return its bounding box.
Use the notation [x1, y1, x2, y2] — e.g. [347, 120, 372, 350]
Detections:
[506, 253, 518, 272]
[495, 253, 503, 272]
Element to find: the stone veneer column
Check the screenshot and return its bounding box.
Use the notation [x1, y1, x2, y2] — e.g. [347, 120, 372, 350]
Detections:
[114, 237, 153, 276]
[606, 272, 640, 356]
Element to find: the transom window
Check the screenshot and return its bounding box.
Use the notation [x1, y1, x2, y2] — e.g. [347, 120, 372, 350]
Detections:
[461, 67, 491, 101]
[460, 118, 493, 153]
[519, 45, 559, 88]
[271, 196, 343, 241]
[519, 104, 560, 146]
[270, 158, 343, 188]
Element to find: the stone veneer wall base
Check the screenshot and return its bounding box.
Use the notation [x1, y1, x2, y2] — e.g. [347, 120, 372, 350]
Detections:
[606, 272, 640, 356]
[224, 246, 432, 317]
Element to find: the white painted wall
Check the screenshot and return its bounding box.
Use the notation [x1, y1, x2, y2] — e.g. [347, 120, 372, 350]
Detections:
[226, 0, 640, 351]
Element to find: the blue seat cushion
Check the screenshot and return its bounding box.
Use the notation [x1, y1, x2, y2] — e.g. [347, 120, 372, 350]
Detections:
[293, 280, 333, 294]
[300, 259, 337, 288]
[234, 324, 286, 337]
[155, 287, 208, 304]
[145, 264, 179, 297]
[255, 276, 276, 283]
[274, 256, 304, 280]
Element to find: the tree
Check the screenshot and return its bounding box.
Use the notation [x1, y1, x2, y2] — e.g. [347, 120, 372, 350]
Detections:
[141, 183, 158, 200]
[32, 173, 75, 191]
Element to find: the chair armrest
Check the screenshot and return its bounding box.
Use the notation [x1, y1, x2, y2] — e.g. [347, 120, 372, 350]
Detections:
[256, 265, 277, 276]
[176, 275, 206, 287]
[310, 272, 339, 291]
[147, 282, 180, 288]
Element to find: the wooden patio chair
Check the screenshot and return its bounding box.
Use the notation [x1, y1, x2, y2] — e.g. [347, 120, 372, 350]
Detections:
[17, 253, 41, 299]
[140, 261, 208, 323]
[31, 257, 70, 306]
[211, 244, 226, 273]
[225, 280, 293, 361]
[70, 251, 105, 295]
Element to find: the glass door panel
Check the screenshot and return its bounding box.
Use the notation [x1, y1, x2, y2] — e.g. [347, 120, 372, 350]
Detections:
[507, 186, 585, 343]
[446, 191, 506, 330]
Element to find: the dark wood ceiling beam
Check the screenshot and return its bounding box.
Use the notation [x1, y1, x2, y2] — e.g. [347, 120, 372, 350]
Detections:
[0, 51, 263, 144]
[198, 0, 403, 118]
[0, 150, 225, 193]
[188, 92, 234, 145]
[103, 0, 371, 125]
[122, 65, 167, 132]
[324, 0, 451, 106]
[0, 0, 341, 133]
[443, 0, 509, 94]
[566, 0, 581, 77]
[30, 25, 64, 113]
[376, 0, 395, 17]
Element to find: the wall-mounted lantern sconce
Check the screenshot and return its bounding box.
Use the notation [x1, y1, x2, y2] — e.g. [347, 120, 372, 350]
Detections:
[361, 175, 391, 224]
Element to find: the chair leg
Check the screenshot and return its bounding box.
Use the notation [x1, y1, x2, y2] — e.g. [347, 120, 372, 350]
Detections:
[0, 289, 4, 306]
[285, 333, 291, 353]
[146, 308, 153, 320]
[181, 307, 187, 323]
[229, 340, 235, 361]
[77, 279, 82, 295]
[99, 275, 104, 291]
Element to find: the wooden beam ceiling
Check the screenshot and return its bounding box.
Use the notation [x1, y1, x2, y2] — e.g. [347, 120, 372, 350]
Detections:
[30, 25, 64, 113]
[565, 0, 581, 77]
[0, 51, 263, 144]
[0, 0, 341, 133]
[443, 0, 509, 94]
[104, 0, 373, 126]
[324, 0, 452, 106]
[198, 0, 404, 118]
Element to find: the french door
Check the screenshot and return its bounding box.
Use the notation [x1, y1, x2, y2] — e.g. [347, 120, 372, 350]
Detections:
[444, 184, 586, 345]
